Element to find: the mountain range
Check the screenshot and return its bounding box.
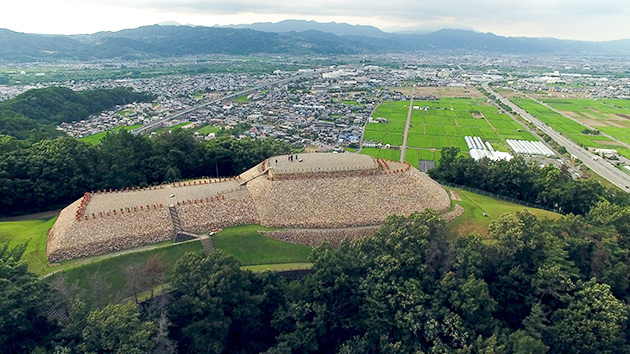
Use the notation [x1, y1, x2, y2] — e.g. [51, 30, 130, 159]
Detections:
[1, 20, 630, 61]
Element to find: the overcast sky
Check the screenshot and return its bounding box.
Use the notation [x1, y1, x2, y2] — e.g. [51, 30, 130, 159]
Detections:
[3, 0, 630, 41]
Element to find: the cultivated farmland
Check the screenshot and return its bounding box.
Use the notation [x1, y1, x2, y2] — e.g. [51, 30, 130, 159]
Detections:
[362, 97, 537, 167]
[511, 98, 630, 159]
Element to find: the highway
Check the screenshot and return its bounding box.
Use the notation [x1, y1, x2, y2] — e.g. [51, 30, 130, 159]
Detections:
[132, 74, 309, 135]
[482, 83, 630, 192]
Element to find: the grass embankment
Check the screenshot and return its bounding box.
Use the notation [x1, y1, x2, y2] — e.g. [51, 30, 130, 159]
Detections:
[0, 217, 56, 274]
[212, 225, 312, 266]
[447, 188, 560, 237]
[78, 124, 143, 145]
[44, 225, 312, 304]
[46, 241, 203, 305]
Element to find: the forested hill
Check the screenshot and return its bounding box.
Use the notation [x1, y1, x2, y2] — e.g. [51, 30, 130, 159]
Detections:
[0, 87, 154, 139]
[2, 24, 630, 61]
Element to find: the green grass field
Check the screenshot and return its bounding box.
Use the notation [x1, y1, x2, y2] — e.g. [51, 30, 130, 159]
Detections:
[234, 95, 249, 102]
[196, 125, 222, 135]
[46, 240, 204, 305]
[43, 224, 312, 304]
[447, 188, 560, 237]
[78, 124, 143, 145]
[363, 98, 539, 166]
[0, 217, 56, 274]
[153, 122, 191, 134]
[212, 225, 312, 266]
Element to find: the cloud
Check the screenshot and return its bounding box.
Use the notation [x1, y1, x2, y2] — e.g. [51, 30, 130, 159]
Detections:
[3, 0, 630, 40]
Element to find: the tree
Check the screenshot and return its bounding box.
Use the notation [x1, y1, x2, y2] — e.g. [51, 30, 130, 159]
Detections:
[0, 243, 56, 353]
[80, 302, 156, 354]
[170, 251, 284, 354]
[549, 280, 628, 353]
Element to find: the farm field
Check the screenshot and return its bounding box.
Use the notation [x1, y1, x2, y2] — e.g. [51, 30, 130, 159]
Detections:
[362, 98, 537, 166]
[359, 147, 401, 161]
[511, 98, 630, 159]
[78, 124, 143, 145]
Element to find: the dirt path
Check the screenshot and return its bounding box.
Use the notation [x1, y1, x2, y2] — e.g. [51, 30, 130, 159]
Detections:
[400, 88, 415, 162]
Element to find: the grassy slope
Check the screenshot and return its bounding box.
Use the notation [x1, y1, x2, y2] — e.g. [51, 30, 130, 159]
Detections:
[212, 225, 312, 266]
[1, 187, 562, 305]
[447, 188, 560, 237]
[0, 217, 56, 274]
[45, 224, 312, 304]
[46, 241, 203, 305]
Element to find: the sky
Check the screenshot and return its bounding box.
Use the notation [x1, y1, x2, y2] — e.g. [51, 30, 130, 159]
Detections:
[3, 0, 630, 41]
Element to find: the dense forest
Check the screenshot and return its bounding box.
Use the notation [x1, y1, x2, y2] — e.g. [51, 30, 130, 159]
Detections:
[0, 131, 292, 216]
[0, 87, 155, 139]
[5, 205, 630, 353]
[429, 147, 629, 215]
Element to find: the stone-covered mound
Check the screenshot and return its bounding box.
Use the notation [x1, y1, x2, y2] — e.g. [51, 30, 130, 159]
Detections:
[47, 153, 451, 262]
[246, 158, 450, 228]
[47, 198, 174, 263]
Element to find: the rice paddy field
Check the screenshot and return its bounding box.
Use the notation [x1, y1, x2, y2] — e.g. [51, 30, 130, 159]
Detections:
[511, 98, 630, 159]
[362, 97, 538, 167]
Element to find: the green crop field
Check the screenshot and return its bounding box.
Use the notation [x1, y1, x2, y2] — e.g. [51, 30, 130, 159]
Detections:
[359, 147, 401, 161]
[78, 124, 143, 145]
[362, 98, 538, 167]
[511, 98, 630, 158]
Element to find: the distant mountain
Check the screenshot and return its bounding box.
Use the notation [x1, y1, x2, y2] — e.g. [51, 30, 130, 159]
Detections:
[2, 24, 630, 62]
[223, 19, 389, 38]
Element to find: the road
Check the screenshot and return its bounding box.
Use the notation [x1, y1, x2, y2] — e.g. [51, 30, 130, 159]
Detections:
[399, 89, 415, 162]
[482, 83, 630, 192]
[132, 74, 309, 135]
[358, 100, 381, 153]
[520, 92, 630, 151]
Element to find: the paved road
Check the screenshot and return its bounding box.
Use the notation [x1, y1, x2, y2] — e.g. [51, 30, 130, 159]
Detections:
[400, 89, 415, 162]
[483, 83, 630, 192]
[133, 74, 310, 135]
